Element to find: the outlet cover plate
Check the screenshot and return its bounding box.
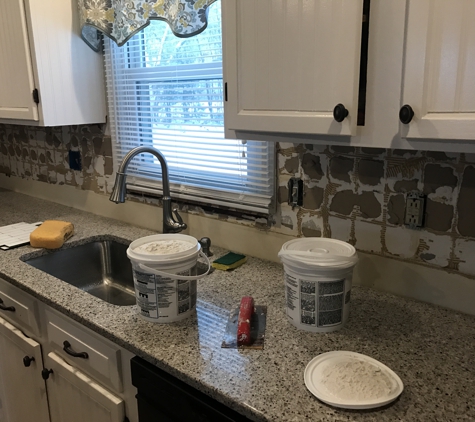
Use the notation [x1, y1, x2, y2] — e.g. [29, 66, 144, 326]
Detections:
[404, 192, 426, 229]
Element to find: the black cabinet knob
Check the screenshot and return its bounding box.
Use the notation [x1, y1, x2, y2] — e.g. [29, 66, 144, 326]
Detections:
[41, 368, 53, 380]
[23, 356, 35, 367]
[333, 104, 349, 122]
[399, 104, 414, 124]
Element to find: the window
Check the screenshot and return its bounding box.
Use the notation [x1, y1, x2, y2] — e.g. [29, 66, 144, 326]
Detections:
[104, 2, 275, 214]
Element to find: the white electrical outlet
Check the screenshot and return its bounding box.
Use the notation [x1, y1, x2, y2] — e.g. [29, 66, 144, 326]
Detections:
[404, 193, 426, 228]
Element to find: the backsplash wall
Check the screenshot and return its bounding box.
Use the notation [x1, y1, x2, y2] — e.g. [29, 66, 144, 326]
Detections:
[2, 123, 475, 280]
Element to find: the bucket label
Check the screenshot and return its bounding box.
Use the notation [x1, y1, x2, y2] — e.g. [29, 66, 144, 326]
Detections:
[132, 267, 197, 321]
[285, 275, 347, 328]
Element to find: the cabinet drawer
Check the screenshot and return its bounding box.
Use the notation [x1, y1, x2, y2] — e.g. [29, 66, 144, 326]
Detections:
[0, 278, 40, 336]
[45, 309, 123, 393]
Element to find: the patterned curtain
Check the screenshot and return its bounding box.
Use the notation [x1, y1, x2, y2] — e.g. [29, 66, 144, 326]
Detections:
[78, 0, 218, 52]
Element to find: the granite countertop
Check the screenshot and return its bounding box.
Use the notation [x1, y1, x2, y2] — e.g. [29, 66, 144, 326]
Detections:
[0, 189, 474, 422]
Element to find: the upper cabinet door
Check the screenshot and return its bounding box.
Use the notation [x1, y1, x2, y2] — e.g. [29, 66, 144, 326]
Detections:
[0, 0, 38, 121]
[401, 0, 475, 140]
[222, 0, 364, 136]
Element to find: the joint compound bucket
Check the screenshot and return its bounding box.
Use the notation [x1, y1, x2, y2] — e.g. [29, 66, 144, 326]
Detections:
[278, 238, 358, 333]
[126, 234, 210, 323]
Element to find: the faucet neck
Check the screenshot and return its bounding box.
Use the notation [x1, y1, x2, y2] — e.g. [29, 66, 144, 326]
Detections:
[118, 146, 171, 197]
[111, 146, 186, 234]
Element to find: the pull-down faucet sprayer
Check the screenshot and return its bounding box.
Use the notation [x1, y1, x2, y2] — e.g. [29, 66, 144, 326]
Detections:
[109, 146, 187, 234]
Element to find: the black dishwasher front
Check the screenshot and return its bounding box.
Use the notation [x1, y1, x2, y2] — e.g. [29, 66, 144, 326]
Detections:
[131, 356, 252, 422]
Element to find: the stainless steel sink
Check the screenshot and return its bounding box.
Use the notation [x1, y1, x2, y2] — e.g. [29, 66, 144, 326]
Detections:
[25, 239, 136, 306]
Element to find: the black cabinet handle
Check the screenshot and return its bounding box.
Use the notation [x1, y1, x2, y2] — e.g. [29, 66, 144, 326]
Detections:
[0, 298, 15, 312]
[41, 368, 53, 380]
[63, 341, 89, 359]
[399, 104, 414, 124]
[333, 103, 349, 122]
[23, 356, 35, 367]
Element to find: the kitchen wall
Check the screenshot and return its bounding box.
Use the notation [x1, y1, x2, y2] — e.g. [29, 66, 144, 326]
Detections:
[2, 123, 475, 282]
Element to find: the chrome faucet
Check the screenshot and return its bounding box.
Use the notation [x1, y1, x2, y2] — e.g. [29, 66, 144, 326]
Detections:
[109, 146, 187, 234]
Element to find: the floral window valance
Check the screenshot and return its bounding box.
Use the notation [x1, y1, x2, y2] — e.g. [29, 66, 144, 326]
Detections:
[79, 0, 218, 52]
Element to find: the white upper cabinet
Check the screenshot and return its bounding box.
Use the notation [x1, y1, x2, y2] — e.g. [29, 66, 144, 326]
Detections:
[0, 0, 106, 126]
[401, 0, 475, 140]
[222, 0, 364, 137]
[0, 0, 38, 121]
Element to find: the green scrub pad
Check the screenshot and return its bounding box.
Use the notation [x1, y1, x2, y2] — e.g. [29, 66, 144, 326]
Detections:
[212, 252, 247, 271]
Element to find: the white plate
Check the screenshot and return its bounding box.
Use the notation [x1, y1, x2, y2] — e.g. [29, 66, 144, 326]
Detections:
[304, 351, 404, 409]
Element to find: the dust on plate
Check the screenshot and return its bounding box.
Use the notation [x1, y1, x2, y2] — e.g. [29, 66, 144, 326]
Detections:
[320, 358, 394, 401]
[304, 351, 404, 410]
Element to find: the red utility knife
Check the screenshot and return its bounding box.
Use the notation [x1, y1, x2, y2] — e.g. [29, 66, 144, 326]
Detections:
[237, 296, 254, 346]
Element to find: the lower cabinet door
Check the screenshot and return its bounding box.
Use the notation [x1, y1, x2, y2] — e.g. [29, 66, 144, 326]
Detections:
[0, 316, 49, 422]
[45, 352, 125, 422]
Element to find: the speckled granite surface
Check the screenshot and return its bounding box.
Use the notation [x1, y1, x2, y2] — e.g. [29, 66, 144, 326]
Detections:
[1, 189, 474, 422]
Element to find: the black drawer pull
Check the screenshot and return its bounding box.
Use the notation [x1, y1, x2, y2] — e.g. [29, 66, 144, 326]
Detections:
[23, 356, 35, 367]
[63, 341, 89, 359]
[0, 298, 15, 312]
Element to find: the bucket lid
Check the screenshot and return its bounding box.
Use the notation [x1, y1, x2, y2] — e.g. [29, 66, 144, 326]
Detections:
[278, 238, 358, 269]
[127, 234, 200, 263]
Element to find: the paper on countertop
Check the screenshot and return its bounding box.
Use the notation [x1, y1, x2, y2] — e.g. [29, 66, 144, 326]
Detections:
[0, 222, 43, 250]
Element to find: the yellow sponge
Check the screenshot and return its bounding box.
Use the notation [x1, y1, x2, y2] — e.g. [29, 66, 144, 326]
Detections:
[30, 220, 74, 249]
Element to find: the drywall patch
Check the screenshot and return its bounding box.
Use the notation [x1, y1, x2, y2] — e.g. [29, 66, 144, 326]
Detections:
[358, 159, 384, 186]
[361, 148, 385, 156]
[457, 165, 475, 237]
[329, 190, 357, 216]
[30, 149, 37, 162]
[420, 253, 436, 261]
[284, 156, 299, 174]
[426, 151, 453, 161]
[331, 146, 355, 154]
[392, 149, 418, 156]
[303, 185, 324, 210]
[425, 199, 453, 232]
[301, 153, 323, 180]
[104, 157, 114, 175]
[302, 224, 321, 238]
[0, 143, 7, 156]
[359, 191, 382, 219]
[387, 194, 405, 225]
[329, 157, 353, 183]
[423, 164, 458, 195]
[394, 179, 418, 193]
[278, 186, 288, 204]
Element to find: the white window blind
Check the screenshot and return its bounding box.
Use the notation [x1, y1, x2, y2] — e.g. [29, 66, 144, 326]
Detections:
[103, 2, 275, 214]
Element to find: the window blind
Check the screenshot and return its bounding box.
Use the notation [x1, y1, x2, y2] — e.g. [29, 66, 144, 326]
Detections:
[103, 2, 275, 214]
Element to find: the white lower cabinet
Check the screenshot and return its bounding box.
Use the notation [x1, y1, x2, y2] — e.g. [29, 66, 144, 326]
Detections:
[45, 352, 125, 422]
[0, 317, 49, 422]
[0, 278, 137, 422]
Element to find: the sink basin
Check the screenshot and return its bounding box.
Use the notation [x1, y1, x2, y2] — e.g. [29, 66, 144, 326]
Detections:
[25, 239, 136, 306]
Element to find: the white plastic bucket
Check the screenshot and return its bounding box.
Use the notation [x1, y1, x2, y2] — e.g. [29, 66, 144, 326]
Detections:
[278, 238, 358, 333]
[127, 234, 210, 323]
